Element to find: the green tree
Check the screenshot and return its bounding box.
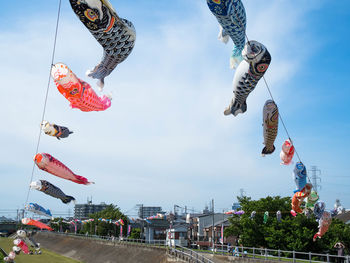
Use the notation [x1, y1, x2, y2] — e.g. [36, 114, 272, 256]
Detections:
[225, 196, 350, 255]
[50, 217, 71, 232]
[80, 204, 128, 237]
[130, 228, 141, 239]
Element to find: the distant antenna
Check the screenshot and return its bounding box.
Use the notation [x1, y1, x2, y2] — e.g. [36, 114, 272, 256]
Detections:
[310, 166, 321, 192]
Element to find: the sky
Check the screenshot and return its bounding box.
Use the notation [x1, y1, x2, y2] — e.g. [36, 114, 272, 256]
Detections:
[0, 0, 349, 219]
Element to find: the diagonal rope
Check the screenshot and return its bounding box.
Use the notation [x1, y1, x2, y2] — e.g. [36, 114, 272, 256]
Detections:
[229, 3, 312, 184]
[25, 0, 62, 207]
[260, 76, 302, 163]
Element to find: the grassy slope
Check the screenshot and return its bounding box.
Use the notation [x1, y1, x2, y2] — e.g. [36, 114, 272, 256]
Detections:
[0, 238, 81, 263]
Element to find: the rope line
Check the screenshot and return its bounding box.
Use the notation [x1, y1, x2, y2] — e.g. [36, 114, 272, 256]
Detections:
[229, 4, 312, 182]
[260, 76, 302, 163]
[24, 0, 62, 207]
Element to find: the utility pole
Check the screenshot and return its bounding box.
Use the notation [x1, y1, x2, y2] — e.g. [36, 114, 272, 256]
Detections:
[212, 199, 215, 254]
[141, 204, 144, 239]
[310, 166, 321, 192]
[222, 209, 224, 253]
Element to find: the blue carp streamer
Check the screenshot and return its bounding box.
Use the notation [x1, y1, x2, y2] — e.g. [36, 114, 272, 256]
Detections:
[207, 0, 246, 68]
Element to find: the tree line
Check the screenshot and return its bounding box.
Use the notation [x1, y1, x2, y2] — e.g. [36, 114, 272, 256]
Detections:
[224, 196, 350, 255]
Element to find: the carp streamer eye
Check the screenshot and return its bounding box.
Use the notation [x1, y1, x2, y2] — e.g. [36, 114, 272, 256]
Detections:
[84, 9, 98, 21]
[257, 63, 268, 73]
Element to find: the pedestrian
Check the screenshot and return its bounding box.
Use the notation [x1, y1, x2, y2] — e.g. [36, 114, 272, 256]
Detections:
[334, 242, 345, 263]
[227, 242, 231, 254]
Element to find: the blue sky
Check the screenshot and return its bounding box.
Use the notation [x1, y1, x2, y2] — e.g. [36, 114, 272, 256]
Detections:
[0, 0, 349, 218]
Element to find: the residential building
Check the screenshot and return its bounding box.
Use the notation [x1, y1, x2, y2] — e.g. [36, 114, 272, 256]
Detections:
[74, 202, 108, 219]
[187, 213, 232, 249]
[201, 218, 232, 246]
[197, 213, 232, 240]
[335, 210, 350, 224]
[143, 218, 169, 241]
[166, 224, 188, 247]
[138, 206, 162, 219]
[232, 202, 241, 211]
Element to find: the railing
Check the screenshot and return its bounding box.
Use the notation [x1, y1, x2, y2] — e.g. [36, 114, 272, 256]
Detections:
[41, 232, 350, 263]
[42, 232, 213, 262]
[0, 247, 7, 257]
[195, 244, 350, 263]
[169, 245, 214, 263]
[43, 232, 167, 248]
[0, 246, 14, 263]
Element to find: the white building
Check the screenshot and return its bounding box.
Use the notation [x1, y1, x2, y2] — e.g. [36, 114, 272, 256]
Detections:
[166, 224, 188, 247]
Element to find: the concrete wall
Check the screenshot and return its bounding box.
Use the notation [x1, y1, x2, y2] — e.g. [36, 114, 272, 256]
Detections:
[35, 232, 170, 263]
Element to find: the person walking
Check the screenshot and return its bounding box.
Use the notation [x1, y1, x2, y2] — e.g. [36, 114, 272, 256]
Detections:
[334, 242, 345, 263]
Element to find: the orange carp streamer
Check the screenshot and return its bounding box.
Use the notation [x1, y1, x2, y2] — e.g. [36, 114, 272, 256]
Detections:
[51, 63, 111, 112]
[291, 183, 312, 216]
[21, 218, 53, 231]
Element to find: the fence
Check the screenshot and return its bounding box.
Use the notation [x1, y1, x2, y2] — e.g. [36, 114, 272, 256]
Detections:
[45, 232, 214, 263]
[0, 247, 8, 257]
[198, 244, 349, 263]
[169, 245, 214, 263]
[0, 246, 14, 263]
[43, 232, 350, 263]
[46, 231, 166, 248]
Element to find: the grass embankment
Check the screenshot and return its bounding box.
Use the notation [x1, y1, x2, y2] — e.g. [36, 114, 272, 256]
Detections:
[0, 238, 81, 263]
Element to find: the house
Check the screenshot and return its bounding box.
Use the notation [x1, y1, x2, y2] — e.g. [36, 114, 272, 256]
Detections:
[143, 218, 169, 242]
[166, 224, 188, 247]
[187, 213, 232, 249]
[335, 210, 350, 224]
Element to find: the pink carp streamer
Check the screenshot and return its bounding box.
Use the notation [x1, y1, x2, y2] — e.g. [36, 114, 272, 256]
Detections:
[51, 63, 111, 112]
[313, 211, 332, 241]
[34, 153, 93, 185]
[13, 239, 29, 254]
[280, 139, 295, 165]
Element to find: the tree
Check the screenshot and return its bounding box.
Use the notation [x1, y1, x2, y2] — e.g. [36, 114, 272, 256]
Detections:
[80, 204, 128, 237]
[224, 196, 350, 255]
[130, 228, 141, 239]
[50, 217, 70, 232]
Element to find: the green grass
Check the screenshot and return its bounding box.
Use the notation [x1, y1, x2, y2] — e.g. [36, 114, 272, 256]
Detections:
[0, 238, 81, 263]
